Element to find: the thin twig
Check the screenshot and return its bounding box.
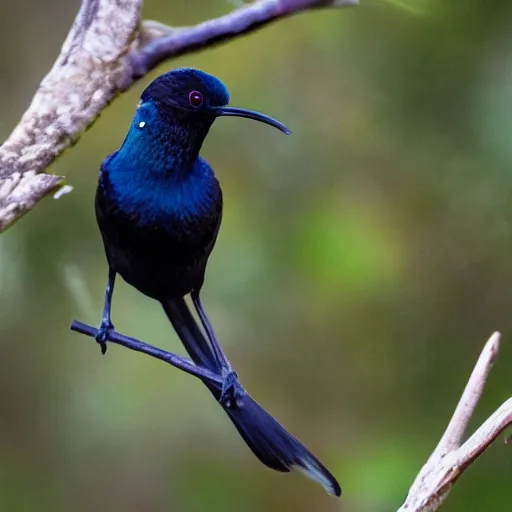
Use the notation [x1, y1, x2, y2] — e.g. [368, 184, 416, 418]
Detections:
[457, 397, 512, 470]
[70, 320, 222, 385]
[435, 332, 500, 454]
[397, 332, 511, 512]
[0, 0, 356, 232]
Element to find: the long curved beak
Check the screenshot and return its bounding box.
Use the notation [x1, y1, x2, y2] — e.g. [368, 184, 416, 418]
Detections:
[214, 106, 291, 135]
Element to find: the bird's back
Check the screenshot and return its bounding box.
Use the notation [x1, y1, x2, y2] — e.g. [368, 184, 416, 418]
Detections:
[96, 154, 222, 300]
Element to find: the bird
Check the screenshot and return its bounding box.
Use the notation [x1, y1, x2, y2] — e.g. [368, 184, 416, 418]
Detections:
[93, 67, 341, 497]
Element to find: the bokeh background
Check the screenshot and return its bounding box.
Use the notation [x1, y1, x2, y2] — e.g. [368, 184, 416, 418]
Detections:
[1, 0, 511, 510]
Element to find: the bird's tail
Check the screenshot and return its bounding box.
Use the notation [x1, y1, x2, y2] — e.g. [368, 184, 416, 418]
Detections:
[161, 298, 341, 497]
[220, 392, 341, 496]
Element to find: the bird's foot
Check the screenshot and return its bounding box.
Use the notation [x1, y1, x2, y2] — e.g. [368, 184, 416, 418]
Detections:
[95, 321, 114, 355]
[219, 371, 246, 409]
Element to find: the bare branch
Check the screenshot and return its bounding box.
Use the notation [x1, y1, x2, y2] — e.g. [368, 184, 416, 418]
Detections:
[398, 332, 512, 512]
[70, 319, 223, 384]
[457, 397, 512, 471]
[435, 332, 500, 454]
[0, 0, 141, 230]
[0, 0, 356, 232]
[130, 0, 358, 78]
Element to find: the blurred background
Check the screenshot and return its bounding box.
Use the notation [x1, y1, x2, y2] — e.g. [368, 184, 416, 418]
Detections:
[0, 0, 511, 510]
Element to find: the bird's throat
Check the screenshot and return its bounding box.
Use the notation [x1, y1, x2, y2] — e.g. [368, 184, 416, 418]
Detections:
[103, 149, 218, 227]
[116, 100, 213, 179]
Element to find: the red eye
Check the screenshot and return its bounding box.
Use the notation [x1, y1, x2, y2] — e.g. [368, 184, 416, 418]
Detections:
[189, 91, 203, 107]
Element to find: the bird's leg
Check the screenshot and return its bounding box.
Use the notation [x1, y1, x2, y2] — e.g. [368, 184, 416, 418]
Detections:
[191, 292, 245, 408]
[96, 268, 116, 355]
[191, 292, 230, 369]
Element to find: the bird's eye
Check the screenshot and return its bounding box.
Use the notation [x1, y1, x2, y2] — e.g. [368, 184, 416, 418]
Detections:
[189, 91, 203, 107]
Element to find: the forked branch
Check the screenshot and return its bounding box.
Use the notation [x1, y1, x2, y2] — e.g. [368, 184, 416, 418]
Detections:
[398, 332, 512, 511]
[0, 0, 357, 231]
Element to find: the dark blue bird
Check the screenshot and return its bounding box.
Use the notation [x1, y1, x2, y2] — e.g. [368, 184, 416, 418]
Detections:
[94, 67, 341, 497]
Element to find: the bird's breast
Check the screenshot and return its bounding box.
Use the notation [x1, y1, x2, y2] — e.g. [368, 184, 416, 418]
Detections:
[95, 167, 222, 299]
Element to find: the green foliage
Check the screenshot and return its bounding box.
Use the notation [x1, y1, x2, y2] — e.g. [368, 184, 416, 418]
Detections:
[296, 198, 402, 293]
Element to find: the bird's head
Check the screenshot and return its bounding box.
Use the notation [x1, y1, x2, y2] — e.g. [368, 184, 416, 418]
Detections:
[115, 68, 290, 172]
[138, 68, 291, 136]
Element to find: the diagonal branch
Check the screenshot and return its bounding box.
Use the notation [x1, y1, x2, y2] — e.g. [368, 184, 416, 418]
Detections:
[0, 0, 141, 230]
[398, 332, 512, 512]
[70, 319, 223, 385]
[0, 0, 357, 232]
[434, 332, 500, 454]
[130, 0, 358, 78]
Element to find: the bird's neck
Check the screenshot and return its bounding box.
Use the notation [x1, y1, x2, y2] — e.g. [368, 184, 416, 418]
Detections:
[117, 115, 207, 178]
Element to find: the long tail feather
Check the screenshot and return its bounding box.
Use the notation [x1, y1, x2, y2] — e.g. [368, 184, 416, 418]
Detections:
[222, 392, 341, 496]
[161, 298, 342, 497]
[162, 297, 218, 371]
